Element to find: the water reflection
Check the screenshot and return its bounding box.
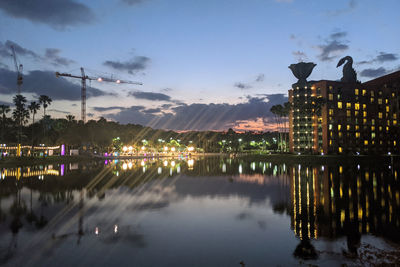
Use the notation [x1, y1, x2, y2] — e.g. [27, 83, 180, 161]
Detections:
[0, 157, 399, 266]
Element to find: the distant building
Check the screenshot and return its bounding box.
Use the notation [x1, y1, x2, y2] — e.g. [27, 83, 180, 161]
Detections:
[288, 60, 400, 154]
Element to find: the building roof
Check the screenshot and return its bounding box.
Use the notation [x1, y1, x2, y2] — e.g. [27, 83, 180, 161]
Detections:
[362, 70, 400, 88]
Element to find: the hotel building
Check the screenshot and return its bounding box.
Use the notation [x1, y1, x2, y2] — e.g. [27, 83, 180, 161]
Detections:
[289, 66, 400, 154]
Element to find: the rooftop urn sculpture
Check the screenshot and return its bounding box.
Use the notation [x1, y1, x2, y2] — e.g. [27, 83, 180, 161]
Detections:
[289, 62, 316, 88]
[337, 56, 357, 83]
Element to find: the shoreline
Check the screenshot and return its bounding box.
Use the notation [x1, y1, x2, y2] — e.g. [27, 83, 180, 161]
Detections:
[0, 153, 398, 167]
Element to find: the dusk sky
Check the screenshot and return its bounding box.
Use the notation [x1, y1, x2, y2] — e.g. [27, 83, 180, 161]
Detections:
[0, 0, 399, 131]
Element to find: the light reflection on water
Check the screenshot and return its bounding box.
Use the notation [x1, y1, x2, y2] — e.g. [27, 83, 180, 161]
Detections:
[0, 157, 399, 266]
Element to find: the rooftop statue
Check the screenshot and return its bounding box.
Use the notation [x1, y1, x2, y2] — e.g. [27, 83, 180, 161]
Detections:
[336, 56, 357, 83]
[288, 62, 316, 88]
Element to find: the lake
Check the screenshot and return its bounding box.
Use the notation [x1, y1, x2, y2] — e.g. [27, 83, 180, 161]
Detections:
[0, 156, 399, 266]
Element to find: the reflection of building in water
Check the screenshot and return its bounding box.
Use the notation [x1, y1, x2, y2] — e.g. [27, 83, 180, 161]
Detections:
[290, 164, 400, 243]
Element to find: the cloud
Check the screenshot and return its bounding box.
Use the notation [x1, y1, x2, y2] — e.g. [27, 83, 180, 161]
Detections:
[142, 108, 161, 114]
[0, 68, 114, 100]
[358, 52, 399, 65]
[45, 48, 75, 66]
[292, 50, 308, 62]
[360, 67, 387, 78]
[326, 0, 357, 16]
[0, 41, 75, 67]
[104, 56, 150, 74]
[105, 94, 288, 131]
[48, 109, 70, 114]
[121, 0, 147, 5]
[160, 104, 173, 109]
[92, 106, 130, 112]
[316, 31, 349, 61]
[255, 74, 265, 82]
[234, 82, 252, 90]
[128, 91, 171, 101]
[0, 0, 95, 29]
[0, 40, 40, 60]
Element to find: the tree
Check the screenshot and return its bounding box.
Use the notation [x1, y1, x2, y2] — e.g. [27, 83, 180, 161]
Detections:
[66, 115, 75, 123]
[28, 101, 41, 152]
[12, 95, 29, 144]
[282, 102, 291, 152]
[39, 95, 52, 142]
[0, 104, 11, 143]
[39, 95, 52, 117]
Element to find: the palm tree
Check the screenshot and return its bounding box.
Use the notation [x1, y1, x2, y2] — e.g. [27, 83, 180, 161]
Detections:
[39, 95, 52, 117]
[39, 95, 52, 142]
[66, 115, 75, 123]
[282, 102, 291, 152]
[0, 104, 11, 147]
[28, 101, 40, 153]
[12, 95, 29, 144]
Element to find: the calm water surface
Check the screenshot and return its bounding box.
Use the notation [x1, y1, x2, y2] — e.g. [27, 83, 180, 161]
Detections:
[0, 156, 399, 266]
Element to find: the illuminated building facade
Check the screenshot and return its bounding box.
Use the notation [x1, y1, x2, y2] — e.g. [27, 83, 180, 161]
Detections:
[289, 69, 400, 154]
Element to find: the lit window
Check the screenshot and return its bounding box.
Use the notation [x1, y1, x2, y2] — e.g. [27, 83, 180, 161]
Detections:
[386, 126, 389, 132]
[371, 132, 375, 139]
[370, 97, 374, 103]
[363, 111, 367, 117]
[372, 119, 375, 125]
[363, 118, 367, 124]
[394, 114, 397, 119]
[355, 125, 359, 131]
[329, 109, 334, 115]
[355, 111, 359, 116]
[346, 110, 351, 117]
[355, 89, 359, 95]
[338, 147, 343, 153]
[356, 132, 360, 138]
[339, 132, 342, 138]
[379, 112, 383, 119]
[394, 141, 397, 146]
[394, 120, 397, 125]
[371, 126, 375, 131]
[362, 104, 366, 109]
[362, 89, 366, 96]
[338, 102, 342, 109]
[387, 120, 390, 126]
[378, 98, 382, 104]
[386, 106, 390, 112]
[329, 94, 333, 101]
[329, 124, 333, 130]
[338, 124, 342, 130]
[385, 99, 388, 104]
[354, 103, 360, 110]
[347, 125, 351, 131]
[392, 93, 396, 98]
[329, 140, 332, 146]
[379, 126, 383, 131]
[364, 140, 368, 145]
[346, 103, 351, 108]
[371, 91, 374, 97]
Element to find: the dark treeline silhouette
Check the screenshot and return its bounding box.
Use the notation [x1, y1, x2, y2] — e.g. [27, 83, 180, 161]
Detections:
[1, 98, 287, 153]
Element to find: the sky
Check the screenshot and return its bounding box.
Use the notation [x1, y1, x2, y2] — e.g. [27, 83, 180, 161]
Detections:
[0, 0, 399, 131]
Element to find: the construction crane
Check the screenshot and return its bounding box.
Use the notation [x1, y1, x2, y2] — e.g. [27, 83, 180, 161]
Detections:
[10, 45, 23, 94]
[55, 67, 142, 123]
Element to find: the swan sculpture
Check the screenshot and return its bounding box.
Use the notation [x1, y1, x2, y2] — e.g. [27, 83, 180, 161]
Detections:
[336, 56, 357, 83]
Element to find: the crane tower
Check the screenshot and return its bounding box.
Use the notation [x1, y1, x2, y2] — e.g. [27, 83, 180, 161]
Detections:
[56, 67, 142, 123]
